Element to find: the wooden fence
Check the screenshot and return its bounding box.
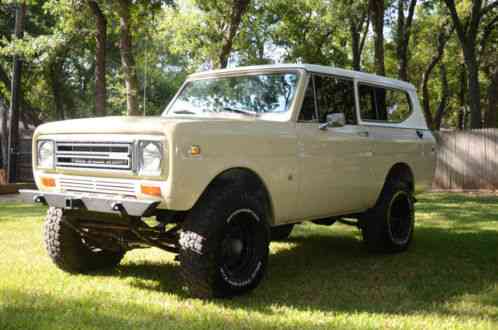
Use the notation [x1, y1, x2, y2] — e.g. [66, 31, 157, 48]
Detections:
[432, 129, 498, 191]
[0, 137, 33, 184]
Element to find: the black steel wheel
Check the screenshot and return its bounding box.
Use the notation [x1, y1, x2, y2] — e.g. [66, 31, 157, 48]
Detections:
[386, 191, 414, 246]
[360, 180, 414, 253]
[219, 209, 267, 288]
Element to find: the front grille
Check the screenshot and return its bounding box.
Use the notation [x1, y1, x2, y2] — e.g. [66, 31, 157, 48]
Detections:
[55, 142, 133, 171]
[59, 176, 136, 197]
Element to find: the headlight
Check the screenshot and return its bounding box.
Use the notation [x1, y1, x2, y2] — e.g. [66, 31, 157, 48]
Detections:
[138, 141, 163, 176]
[37, 140, 55, 169]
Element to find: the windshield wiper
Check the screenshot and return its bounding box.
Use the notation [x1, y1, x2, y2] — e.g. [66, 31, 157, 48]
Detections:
[222, 107, 259, 117]
[173, 110, 196, 115]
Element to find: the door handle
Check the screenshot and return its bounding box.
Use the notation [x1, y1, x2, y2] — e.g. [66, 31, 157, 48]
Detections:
[358, 131, 369, 137]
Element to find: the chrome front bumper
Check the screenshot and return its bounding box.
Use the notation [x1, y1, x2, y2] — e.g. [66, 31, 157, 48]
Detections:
[19, 189, 160, 217]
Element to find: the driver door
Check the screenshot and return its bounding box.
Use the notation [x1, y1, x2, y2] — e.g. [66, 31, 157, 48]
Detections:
[295, 74, 374, 220]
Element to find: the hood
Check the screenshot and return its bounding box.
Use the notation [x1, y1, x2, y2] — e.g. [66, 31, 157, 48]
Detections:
[34, 115, 243, 136]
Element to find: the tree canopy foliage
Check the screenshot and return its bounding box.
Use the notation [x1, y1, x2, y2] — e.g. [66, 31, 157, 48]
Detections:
[0, 0, 497, 132]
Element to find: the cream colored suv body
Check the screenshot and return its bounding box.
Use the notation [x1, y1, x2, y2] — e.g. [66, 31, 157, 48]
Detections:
[21, 64, 436, 298]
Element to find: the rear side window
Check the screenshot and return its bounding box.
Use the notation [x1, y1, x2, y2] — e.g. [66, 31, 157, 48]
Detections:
[314, 75, 356, 124]
[358, 84, 412, 123]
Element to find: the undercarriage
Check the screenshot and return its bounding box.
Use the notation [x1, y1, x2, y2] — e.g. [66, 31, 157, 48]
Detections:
[21, 189, 184, 254]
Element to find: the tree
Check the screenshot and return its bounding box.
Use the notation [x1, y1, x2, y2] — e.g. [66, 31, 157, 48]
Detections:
[395, 0, 417, 81]
[443, 0, 498, 128]
[88, 0, 107, 116]
[115, 0, 140, 116]
[0, 97, 8, 172]
[7, 2, 27, 183]
[369, 0, 385, 76]
[335, 0, 369, 71]
[218, 0, 251, 68]
[420, 26, 453, 130]
[47, 54, 65, 120]
[234, 0, 274, 65]
[480, 10, 498, 127]
[268, 0, 348, 65]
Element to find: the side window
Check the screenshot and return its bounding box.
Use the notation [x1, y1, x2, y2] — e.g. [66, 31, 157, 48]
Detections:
[314, 75, 356, 124]
[358, 85, 377, 120]
[385, 89, 412, 122]
[298, 78, 317, 121]
[359, 84, 412, 123]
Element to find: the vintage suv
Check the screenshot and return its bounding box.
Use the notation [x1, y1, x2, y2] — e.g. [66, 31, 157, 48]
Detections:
[21, 64, 436, 298]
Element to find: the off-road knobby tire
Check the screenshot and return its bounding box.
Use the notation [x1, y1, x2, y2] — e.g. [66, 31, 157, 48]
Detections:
[179, 184, 270, 298]
[44, 207, 125, 273]
[270, 224, 294, 241]
[360, 180, 414, 253]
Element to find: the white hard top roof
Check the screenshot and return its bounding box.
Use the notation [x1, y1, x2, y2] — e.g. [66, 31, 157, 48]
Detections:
[189, 64, 416, 91]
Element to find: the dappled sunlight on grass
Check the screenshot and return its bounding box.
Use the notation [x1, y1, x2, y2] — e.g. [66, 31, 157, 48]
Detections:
[0, 202, 48, 222]
[1, 193, 497, 329]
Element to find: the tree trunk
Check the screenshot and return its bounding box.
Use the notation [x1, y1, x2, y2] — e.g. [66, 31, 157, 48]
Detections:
[7, 3, 26, 183]
[443, 0, 484, 129]
[464, 46, 482, 128]
[351, 23, 361, 71]
[484, 70, 498, 128]
[420, 27, 451, 130]
[116, 0, 140, 116]
[50, 60, 65, 120]
[396, 0, 417, 81]
[421, 71, 434, 130]
[219, 0, 251, 68]
[88, 0, 107, 117]
[434, 64, 450, 130]
[369, 0, 385, 76]
[0, 97, 8, 171]
[458, 67, 467, 130]
[350, 10, 369, 71]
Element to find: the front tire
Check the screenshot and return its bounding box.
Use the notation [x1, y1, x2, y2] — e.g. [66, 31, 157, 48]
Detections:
[360, 180, 414, 253]
[44, 207, 125, 273]
[179, 184, 270, 298]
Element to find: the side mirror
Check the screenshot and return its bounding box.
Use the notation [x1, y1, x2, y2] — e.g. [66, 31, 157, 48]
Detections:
[319, 113, 346, 130]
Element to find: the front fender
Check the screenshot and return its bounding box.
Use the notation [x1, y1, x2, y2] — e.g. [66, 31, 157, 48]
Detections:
[164, 121, 299, 223]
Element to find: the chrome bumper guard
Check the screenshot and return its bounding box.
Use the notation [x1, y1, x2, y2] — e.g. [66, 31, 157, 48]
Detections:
[19, 189, 160, 217]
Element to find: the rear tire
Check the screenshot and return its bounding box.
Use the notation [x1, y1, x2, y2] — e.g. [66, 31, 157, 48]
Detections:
[270, 224, 294, 241]
[179, 184, 270, 298]
[44, 207, 125, 273]
[360, 180, 414, 253]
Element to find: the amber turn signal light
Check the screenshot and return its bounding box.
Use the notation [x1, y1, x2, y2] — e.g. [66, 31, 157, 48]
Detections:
[141, 185, 162, 197]
[41, 177, 56, 188]
[189, 145, 201, 156]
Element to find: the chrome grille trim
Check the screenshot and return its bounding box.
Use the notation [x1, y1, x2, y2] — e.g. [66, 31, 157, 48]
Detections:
[59, 177, 136, 196]
[55, 141, 133, 171]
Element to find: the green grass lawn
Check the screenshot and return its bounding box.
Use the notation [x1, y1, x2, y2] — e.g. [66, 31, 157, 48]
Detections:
[1, 193, 497, 329]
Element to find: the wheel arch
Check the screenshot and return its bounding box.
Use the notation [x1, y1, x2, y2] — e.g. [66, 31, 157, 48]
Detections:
[384, 162, 415, 192]
[197, 167, 275, 225]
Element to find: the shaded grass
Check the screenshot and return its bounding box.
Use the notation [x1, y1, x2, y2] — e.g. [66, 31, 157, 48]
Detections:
[1, 193, 497, 329]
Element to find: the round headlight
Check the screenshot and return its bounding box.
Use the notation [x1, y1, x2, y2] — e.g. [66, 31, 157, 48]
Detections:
[37, 140, 54, 169]
[139, 141, 162, 176]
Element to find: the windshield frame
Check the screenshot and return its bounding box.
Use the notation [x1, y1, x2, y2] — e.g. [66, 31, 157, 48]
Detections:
[162, 68, 304, 122]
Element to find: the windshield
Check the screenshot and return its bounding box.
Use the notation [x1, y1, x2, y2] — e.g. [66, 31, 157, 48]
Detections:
[164, 72, 299, 117]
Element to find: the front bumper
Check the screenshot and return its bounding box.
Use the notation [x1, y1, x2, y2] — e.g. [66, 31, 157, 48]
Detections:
[20, 189, 160, 217]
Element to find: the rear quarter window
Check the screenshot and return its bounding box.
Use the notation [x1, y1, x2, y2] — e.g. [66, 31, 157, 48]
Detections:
[358, 84, 412, 123]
